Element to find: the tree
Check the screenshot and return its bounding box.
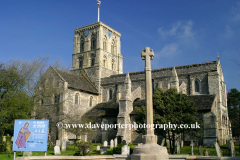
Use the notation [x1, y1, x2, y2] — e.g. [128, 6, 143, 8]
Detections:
[0, 57, 70, 139]
[0, 63, 33, 136]
[135, 88, 199, 154]
[227, 88, 240, 138]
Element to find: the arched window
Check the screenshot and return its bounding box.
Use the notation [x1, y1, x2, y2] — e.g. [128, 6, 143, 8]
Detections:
[79, 56, 83, 69]
[55, 94, 60, 104]
[80, 38, 84, 52]
[91, 37, 96, 50]
[89, 96, 93, 107]
[111, 59, 115, 70]
[195, 80, 199, 93]
[103, 56, 107, 68]
[75, 94, 79, 105]
[109, 89, 113, 100]
[91, 54, 95, 67]
[111, 44, 114, 53]
[103, 41, 106, 51]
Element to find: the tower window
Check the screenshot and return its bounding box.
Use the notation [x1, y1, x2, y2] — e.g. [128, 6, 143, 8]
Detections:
[91, 38, 96, 50]
[55, 94, 60, 104]
[103, 56, 107, 68]
[111, 44, 114, 53]
[80, 38, 84, 52]
[103, 41, 106, 51]
[79, 56, 84, 69]
[91, 58, 95, 67]
[111, 59, 115, 70]
[91, 54, 95, 67]
[109, 89, 113, 100]
[195, 80, 199, 93]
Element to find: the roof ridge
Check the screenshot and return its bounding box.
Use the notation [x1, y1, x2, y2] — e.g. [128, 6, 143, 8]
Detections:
[50, 66, 66, 82]
[80, 69, 98, 93]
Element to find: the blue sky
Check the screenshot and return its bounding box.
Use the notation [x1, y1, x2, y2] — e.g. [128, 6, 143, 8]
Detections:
[0, 0, 239, 91]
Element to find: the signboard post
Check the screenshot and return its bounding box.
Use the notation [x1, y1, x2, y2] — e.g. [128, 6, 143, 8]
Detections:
[12, 119, 49, 159]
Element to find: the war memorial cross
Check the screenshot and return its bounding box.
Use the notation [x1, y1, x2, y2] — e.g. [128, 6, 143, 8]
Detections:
[141, 47, 155, 140]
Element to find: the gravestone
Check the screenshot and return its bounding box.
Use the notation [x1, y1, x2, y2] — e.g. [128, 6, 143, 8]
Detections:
[161, 138, 165, 146]
[48, 141, 54, 148]
[114, 138, 118, 147]
[104, 141, 108, 147]
[96, 145, 100, 151]
[190, 140, 194, 156]
[23, 151, 32, 156]
[110, 139, 114, 148]
[56, 140, 60, 146]
[166, 139, 170, 149]
[138, 143, 143, 146]
[121, 145, 130, 155]
[214, 142, 221, 157]
[54, 146, 61, 155]
[100, 147, 108, 154]
[177, 141, 180, 154]
[2, 136, 6, 142]
[198, 145, 203, 156]
[81, 133, 87, 142]
[228, 140, 235, 157]
[203, 149, 210, 156]
[6, 136, 11, 151]
[61, 140, 67, 152]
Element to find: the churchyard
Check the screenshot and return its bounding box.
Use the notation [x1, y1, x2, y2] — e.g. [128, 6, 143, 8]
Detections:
[0, 139, 239, 160]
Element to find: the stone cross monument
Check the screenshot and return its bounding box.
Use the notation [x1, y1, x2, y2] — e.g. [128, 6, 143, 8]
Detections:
[131, 47, 169, 160]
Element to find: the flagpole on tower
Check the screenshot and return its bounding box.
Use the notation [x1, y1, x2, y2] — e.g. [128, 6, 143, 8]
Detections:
[97, 0, 101, 22]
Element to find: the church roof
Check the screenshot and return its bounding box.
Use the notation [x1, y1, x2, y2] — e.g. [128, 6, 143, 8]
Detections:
[101, 61, 218, 85]
[130, 94, 216, 115]
[188, 94, 216, 112]
[51, 67, 98, 94]
[84, 94, 216, 118]
[84, 102, 119, 118]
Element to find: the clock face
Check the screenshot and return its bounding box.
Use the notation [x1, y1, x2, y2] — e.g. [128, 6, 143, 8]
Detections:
[84, 30, 90, 37]
[108, 31, 111, 37]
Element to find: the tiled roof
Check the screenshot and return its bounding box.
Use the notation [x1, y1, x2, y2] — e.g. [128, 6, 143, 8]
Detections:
[84, 102, 119, 117]
[52, 67, 98, 94]
[84, 95, 216, 117]
[188, 94, 216, 112]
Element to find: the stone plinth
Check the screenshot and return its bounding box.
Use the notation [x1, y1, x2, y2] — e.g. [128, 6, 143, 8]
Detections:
[131, 144, 169, 160]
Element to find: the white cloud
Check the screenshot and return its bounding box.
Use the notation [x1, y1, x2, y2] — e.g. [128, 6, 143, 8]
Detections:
[231, 2, 240, 21]
[155, 43, 180, 58]
[224, 25, 234, 38]
[158, 20, 195, 41]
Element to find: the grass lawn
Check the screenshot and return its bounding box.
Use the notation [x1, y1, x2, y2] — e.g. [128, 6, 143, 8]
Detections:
[0, 144, 239, 160]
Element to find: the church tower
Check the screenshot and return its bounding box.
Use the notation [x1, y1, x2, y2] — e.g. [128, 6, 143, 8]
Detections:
[70, 22, 123, 91]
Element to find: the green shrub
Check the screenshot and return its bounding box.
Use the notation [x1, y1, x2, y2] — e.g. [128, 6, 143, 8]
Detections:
[76, 141, 92, 156]
[113, 144, 123, 154]
[128, 143, 135, 154]
[112, 143, 136, 154]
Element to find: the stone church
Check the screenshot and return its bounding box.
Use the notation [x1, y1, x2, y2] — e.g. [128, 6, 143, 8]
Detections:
[33, 21, 231, 147]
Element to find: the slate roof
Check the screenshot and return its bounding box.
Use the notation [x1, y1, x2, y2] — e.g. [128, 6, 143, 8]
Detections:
[52, 67, 98, 94]
[130, 95, 216, 115]
[83, 94, 216, 118]
[188, 94, 216, 112]
[84, 102, 119, 117]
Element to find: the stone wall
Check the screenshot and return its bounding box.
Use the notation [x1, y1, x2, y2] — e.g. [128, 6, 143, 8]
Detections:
[15, 155, 240, 160]
[101, 61, 217, 103]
